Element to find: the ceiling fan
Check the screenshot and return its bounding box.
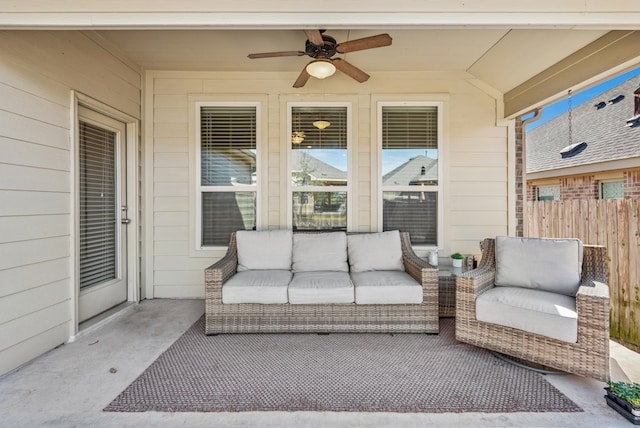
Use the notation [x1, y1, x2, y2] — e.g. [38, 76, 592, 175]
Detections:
[247, 30, 392, 88]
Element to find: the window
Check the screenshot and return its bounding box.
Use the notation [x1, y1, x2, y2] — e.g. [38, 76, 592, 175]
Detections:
[537, 185, 560, 201]
[379, 103, 441, 246]
[289, 104, 349, 231]
[197, 103, 258, 247]
[601, 181, 624, 199]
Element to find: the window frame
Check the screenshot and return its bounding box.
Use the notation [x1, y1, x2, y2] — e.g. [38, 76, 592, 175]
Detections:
[377, 101, 444, 249]
[286, 101, 353, 231]
[194, 101, 262, 250]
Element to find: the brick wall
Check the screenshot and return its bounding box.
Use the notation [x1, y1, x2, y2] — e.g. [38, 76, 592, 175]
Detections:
[527, 168, 640, 201]
[526, 183, 537, 201]
[560, 175, 598, 200]
[625, 169, 640, 198]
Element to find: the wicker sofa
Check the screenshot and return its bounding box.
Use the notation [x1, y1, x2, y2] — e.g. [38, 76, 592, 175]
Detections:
[205, 230, 439, 335]
[456, 236, 610, 381]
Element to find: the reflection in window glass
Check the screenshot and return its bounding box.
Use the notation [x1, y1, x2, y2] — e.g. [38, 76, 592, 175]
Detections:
[291, 106, 348, 186]
[291, 150, 347, 187]
[537, 185, 560, 201]
[380, 104, 440, 246]
[293, 191, 347, 231]
[290, 105, 349, 231]
[601, 181, 624, 199]
[381, 106, 438, 184]
[383, 191, 437, 246]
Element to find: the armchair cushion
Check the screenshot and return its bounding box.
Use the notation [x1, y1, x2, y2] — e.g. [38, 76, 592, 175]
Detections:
[495, 236, 583, 296]
[476, 286, 578, 343]
[347, 231, 404, 272]
[292, 232, 348, 272]
[236, 230, 293, 271]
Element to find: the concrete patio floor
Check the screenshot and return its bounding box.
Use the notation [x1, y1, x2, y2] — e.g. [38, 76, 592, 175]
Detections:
[0, 299, 638, 428]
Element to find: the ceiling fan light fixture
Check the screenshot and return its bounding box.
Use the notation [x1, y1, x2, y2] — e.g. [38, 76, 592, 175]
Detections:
[306, 60, 336, 79]
[313, 120, 331, 130]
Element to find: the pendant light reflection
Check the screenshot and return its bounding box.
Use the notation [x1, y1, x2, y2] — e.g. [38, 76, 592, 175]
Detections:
[313, 120, 331, 130]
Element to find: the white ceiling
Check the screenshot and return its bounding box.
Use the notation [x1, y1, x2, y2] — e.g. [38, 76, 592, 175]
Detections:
[97, 28, 608, 94]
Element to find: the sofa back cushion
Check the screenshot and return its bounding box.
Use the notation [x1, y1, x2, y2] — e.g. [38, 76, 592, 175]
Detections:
[347, 230, 405, 272]
[236, 230, 293, 271]
[292, 232, 349, 272]
[495, 236, 583, 296]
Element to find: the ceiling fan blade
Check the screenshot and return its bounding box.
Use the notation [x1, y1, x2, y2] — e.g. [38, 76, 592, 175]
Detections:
[304, 30, 324, 46]
[336, 33, 392, 53]
[293, 66, 310, 88]
[247, 51, 305, 59]
[332, 58, 370, 83]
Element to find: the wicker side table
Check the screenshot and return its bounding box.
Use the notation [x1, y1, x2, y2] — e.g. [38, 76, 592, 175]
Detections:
[438, 271, 457, 317]
[439, 262, 474, 317]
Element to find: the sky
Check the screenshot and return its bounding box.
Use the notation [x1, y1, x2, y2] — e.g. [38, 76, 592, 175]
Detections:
[524, 66, 640, 131]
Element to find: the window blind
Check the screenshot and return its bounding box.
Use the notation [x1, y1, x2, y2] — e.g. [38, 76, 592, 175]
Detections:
[382, 106, 438, 149]
[291, 106, 347, 149]
[201, 106, 257, 186]
[199, 105, 258, 246]
[383, 191, 437, 245]
[79, 121, 117, 289]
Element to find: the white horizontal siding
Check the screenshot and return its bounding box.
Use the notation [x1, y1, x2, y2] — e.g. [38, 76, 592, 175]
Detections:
[0, 30, 141, 377]
[0, 164, 69, 192]
[0, 323, 68, 377]
[148, 71, 511, 298]
[0, 109, 69, 149]
[0, 215, 69, 243]
[0, 236, 70, 272]
[0, 138, 69, 171]
[0, 258, 70, 298]
[0, 190, 70, 216]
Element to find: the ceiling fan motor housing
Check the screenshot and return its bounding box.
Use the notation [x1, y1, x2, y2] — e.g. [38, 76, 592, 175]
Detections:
[305, 35, 337, 59]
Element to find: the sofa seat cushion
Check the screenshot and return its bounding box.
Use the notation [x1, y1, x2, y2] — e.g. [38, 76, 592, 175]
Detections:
[236, 230, 293, 272]
[347, 231, 405, 272]
[292, 232, 348, 272]
[495, 236, 583, 296]
[288, 271, 354, 304]
[476, 286, 578, 343]
[222, 270, 291, 304]
[351, 271, 423, 304]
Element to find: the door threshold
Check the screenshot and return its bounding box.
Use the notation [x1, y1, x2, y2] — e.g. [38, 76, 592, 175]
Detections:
[78, 301, 137, 336]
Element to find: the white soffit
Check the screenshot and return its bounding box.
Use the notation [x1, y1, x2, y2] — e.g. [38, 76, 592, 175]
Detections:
[95, 29, 511, 73]
[469, 29, 609, 93]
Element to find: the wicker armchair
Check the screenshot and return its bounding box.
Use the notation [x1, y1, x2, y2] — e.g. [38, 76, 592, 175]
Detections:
[455, 238, 610, 381]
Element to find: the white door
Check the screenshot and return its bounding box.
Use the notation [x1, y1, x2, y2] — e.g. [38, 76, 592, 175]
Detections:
[77, 106, 128, 322]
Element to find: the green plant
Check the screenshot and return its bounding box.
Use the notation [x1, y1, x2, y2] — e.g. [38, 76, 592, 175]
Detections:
[450, 252, 464, 260]
[608, 381, 640, 408]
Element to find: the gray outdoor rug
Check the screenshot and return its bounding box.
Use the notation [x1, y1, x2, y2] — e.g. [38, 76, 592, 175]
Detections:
[104, 317, 582, 413]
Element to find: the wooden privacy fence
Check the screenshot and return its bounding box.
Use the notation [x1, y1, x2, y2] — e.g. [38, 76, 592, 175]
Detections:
[526, 199, 640, 350]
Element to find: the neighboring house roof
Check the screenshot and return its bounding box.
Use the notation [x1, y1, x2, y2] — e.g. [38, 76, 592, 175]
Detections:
[526, 77, 640, 174]
[291, 150, 347, 183]
[383, 155, 438, 185]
